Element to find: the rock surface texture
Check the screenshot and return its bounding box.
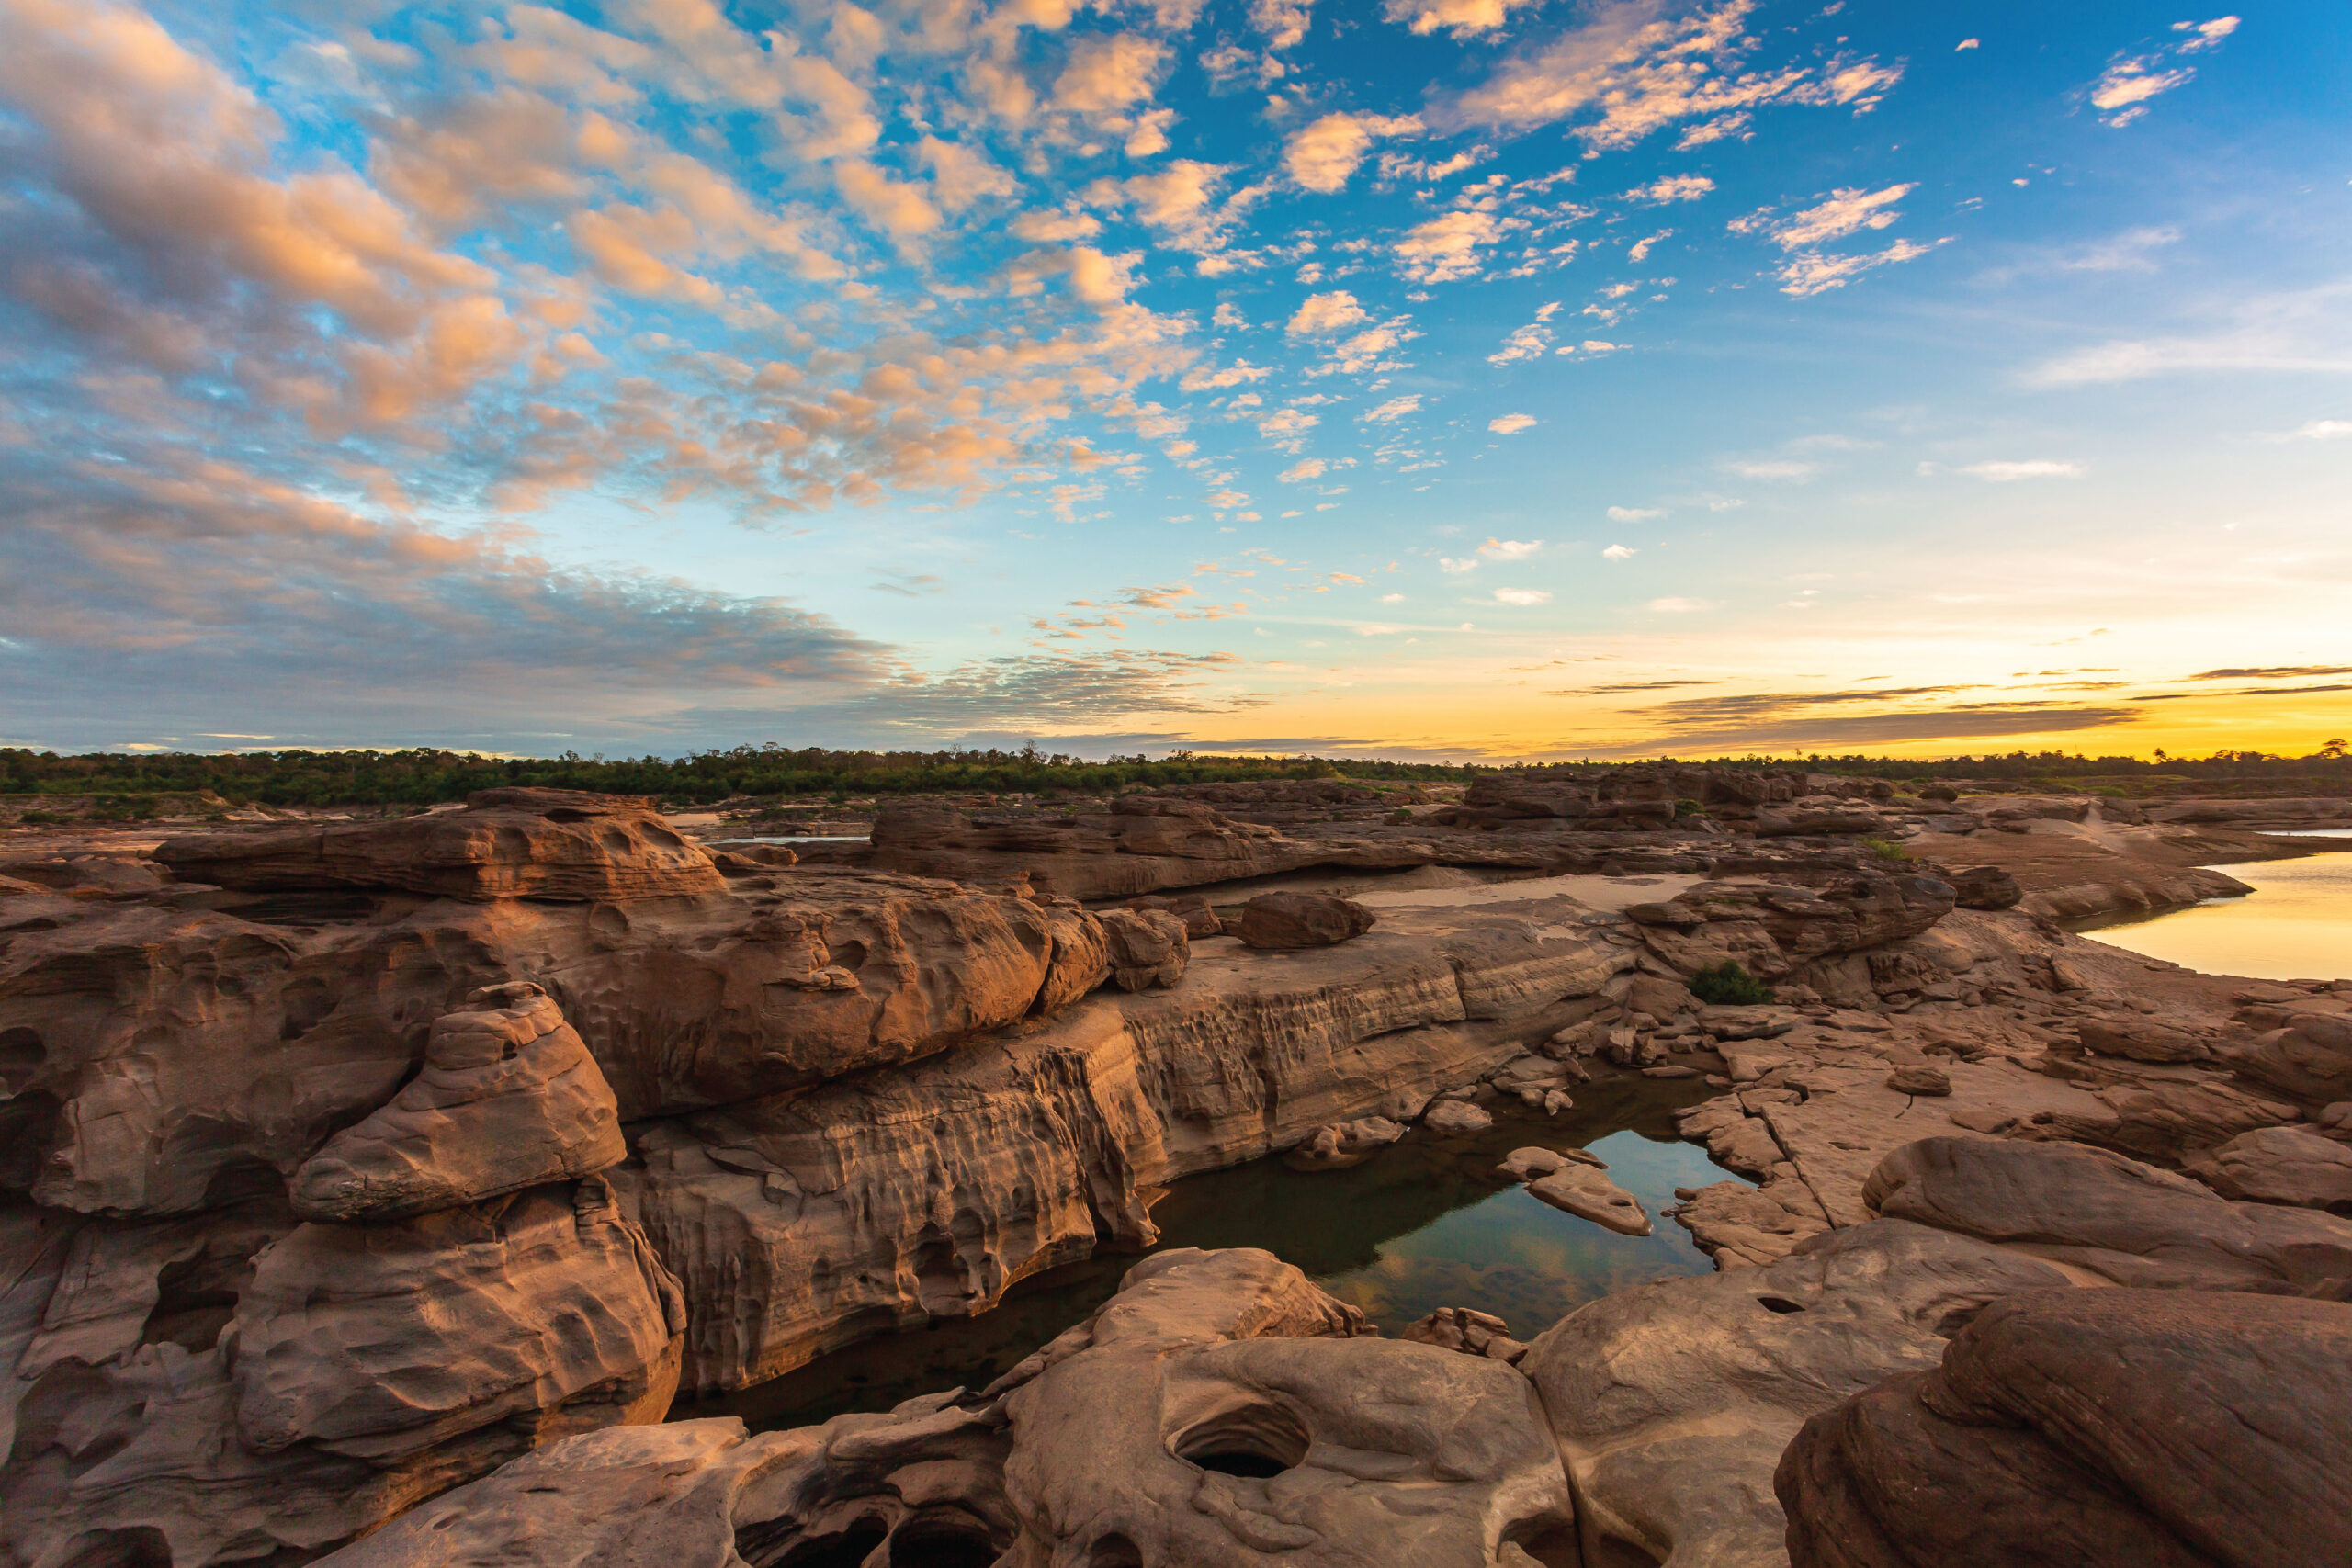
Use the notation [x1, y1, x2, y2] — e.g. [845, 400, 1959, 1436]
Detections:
[1777, 1288, 2352, 1568]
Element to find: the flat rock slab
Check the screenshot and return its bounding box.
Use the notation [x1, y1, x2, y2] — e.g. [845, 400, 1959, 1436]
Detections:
[1528, 1165, 1651, 1236]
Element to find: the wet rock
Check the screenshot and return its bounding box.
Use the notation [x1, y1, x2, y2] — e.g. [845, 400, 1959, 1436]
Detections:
[1283, 1116, 1406, 1171]
[289, 984, 625, 1222]
[1234, 891, 1376, 950]
[1884, 1066, 1951, 1097]
[1945, 865, 2023, 910]
[1863, 1136, 2352, 1293]
[1528, 1164, 1652, 1235]
[154, 789, 726, 903]
[1495, 1145, 1604, 1181]
[1669, 1178, 1832, 1269]
[2184, 1126, 2352, 1211]
[1421, 1098, 1493, 1134]
[1777, 1288, 2352, 1568]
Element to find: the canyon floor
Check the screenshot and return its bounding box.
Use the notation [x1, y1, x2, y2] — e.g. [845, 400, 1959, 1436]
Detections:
[2, 768, 2346, 1568]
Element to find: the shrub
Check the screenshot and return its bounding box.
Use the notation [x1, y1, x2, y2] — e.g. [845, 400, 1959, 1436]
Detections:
[1690, 961, 1774, 1006]
[17, 809, 66, 826]
[1860, 837, 1910, 863]
[1673, 797, 1706, 818]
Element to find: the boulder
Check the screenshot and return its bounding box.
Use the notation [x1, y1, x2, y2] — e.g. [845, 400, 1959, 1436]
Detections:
[1398, 1306, 1527, 1362]
[1421, 1098, 1494, 1134]
[289, 984, 625, 1222]
[2185, 1126, 2352, 1211]
[153, 790, 726, 903]
[1528, 1163, 1651, 1235]
[1945, 865, 2022, 910]
[2078, 1016, 2211, 1063]
[1234, 891, 1376, 950]
[1123, 891, 1221, 940]
[1094, 906, 1190, 992]
[1521, 1220, 2073, 1567]
[1284, 1116, 1406, 1171]
[1884, 1066, 1951, 1098]
[1862, 1136, 2352, 1293]
[1777, 1289, 2352, 1568]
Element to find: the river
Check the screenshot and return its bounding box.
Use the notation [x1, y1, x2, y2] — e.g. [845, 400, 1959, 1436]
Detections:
[671, 1072, 1742, 1431]
[2075, 829, 2352, 983]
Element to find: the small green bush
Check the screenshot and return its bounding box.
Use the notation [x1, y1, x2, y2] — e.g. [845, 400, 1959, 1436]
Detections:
[18, 809, 66, 826]
[1673, 797, 1705, 818]
[1690, 961, 1774, 1006]
[1860, 837, 1910, 863]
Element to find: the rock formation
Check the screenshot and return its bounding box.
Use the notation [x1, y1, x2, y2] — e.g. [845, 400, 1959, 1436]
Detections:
[1233, 891, 1376, 949]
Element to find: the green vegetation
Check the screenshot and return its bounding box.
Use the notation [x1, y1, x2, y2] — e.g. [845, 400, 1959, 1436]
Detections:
[1690, 961, 1775, 1007]
[1861, 837, 1911, 863]
[0, 746, 1476, 810]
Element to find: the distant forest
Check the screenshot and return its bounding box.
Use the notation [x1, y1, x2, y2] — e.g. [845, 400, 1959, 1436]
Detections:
[4, 741, 2349, 810]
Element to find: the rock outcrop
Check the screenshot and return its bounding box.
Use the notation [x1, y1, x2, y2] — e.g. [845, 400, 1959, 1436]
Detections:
[2183, 1125, 2352, 1211]
[153, 789, 728, 903]
[1777, 1288, 2352, 1568]
[289, 984, 624, 1221]
[1233, 891, 1376, 949]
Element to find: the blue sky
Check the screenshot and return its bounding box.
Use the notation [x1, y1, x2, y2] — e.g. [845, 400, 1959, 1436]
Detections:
[3, 0, 2347, 759]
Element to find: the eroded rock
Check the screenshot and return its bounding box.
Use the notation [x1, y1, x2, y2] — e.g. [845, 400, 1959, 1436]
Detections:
[1234, 891, 1376, 950]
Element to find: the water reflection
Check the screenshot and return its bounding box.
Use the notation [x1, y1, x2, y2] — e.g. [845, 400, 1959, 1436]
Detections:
[672, 1071, 1739, 1433]
[2075, 843, 2352, 983]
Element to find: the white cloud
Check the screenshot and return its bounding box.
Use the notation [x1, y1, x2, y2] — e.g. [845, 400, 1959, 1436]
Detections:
[1601, 543, 1636, 560]
[1726, 458, 1815, 480]
[1623, 174, 1714, 204]
[1962, 459, 2084, 480]
[1480, 537, 1542, 558]
[1284, 111, 1421, 193]
[1777, 237, 1946, 298]
[1278, 457, 1329, 481]
[1753, 184, 1915, 249]
[1362, 394, 1423, 423]
[1488, 323, 1552, 365]
[1648, 596, 1708, 613]
[2090, 17, 2239, 126]
[1394, 209, 1510, 284]
[1212, 301, 1249, 329]
[1492, 587, 1552, 605]
[1440, 556, 1479, 573]
[1488, 412, 1537, 433]
[1179, 359, 1272, 390]
[1380, 592, 1405, 603]
[1384, 0, 1540, 38]
[1606, 505, 1659, 521]
[1956, 38, 1979, 51]
[1251, 0, 1314, 50]
[1287, 289, 1369, 334]
[2268, 419, 2352, 443]
[1627, 229, 1673, 262]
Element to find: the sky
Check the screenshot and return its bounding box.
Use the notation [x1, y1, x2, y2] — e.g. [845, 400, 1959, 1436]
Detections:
[2, 0, 2349, 761]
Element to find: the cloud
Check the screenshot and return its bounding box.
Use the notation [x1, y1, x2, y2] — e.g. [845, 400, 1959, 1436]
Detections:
[1601, 543, 1636, 560]
[1623, 174, 1714, 204]
[1441, 0, 1904, 151]
[1384, 0, 1540, 38]
[2265, 420, 2352, 443]
[1480, 537, 1543, 558]
[1287, 290, 1370, 334]
[1609, 701, 2139, 752]
[1283, 110, 1421, 193]
[1647, 596, 1707, 612]
[1251, 0, 1314, 51]
[1278, 457, 1329, 481]
[1725, 458, 1815, 480]
[2089, 18, 2237, 127]
[1362, 394, 1423, 423]
[1606, 505, 1660, 521]
[1488, 321, 1555, 365]
[1747, 183, 1914, 248]
[1052, 32, 1169, 117]
[1492, 587, 1552, 604]
[1962, 459, 2084, 480]
[1395, 209, 1510, 284]
[1440, 557, 1479, 573]
[1627, 229, 1673, 262]
[1488, 412, 1537, 433]
[2185, 665, 2352, 681]
[1776, 237, 1946, 298]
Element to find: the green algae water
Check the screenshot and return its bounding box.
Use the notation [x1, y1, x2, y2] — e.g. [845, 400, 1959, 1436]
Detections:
[674, 1072, 1742, 1432]
[2075, 835, 2352, 984]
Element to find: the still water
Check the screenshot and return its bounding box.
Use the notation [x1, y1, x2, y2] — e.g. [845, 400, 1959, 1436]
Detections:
[2075, 832, 2352, 983]
[673, 1073, 1740, 1432]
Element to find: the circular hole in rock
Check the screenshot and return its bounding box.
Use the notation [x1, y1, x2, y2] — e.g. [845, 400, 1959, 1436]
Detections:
[885, 1509, 1000, 1568]
[1085, 1535, 1144, 1568]
[1754, 1295, 1806, 1314]
[1169, 1400, 1311, 1479]
[770, 1518, 888, 1568]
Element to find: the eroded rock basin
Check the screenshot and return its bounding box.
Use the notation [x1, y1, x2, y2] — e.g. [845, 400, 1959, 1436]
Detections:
[2072, 838, 2352, 982]
[673, 1073, 1736, 1431]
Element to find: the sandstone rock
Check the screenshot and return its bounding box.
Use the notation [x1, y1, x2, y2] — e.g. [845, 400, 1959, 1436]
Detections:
[1094, 906, 1190, 991]
[1234, 891, 1376, 950]
[1884, 1066, 1951, 1097]
[1863, 1135, 2352, 1293]
[2185, 1126, 2352, 1211]
[1283, 1115, 1407, 1171]
[2078, 1015, 2211, 1063]
[1777, 1288, 2352, 1568]
[1528, 1163, 1651, 1235]
[2220, 1010, 2352, 1103]
[1945, 864, 2022, 909]
[1123, 891, 1221, 939]
[1669, 1177, 1831, 1268]
[1398, 1305, 1526, 1362]
[154, 790, 726, 903]
[1495, 1145, 1604, 1181]
[1522, 1219, 2073, 1567]
[289, 984, 625, 1221]
[1421, 1098, 1493, 1134]
[1634, 873, 1954, 981]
